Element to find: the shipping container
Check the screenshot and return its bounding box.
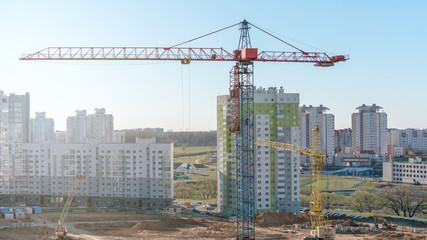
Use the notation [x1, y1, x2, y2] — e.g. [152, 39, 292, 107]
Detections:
[0, 208, 8, 214]
[25, 207, 33, 215]
[14, 208, 24, 213]
[33, 206, 42, 214]
[14, 211, 26, 219]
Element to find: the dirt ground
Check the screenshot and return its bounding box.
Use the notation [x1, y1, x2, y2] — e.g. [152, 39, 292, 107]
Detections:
[0, 211, 425, 240]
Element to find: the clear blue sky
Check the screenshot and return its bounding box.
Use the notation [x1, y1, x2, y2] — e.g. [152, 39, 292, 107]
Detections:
[1, 1, 426, 131]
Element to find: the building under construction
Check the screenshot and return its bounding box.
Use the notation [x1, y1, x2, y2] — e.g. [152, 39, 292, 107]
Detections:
[217, 86, 301, 216]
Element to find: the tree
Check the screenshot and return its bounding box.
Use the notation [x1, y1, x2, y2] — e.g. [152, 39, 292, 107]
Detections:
[322, 192, 335, 210]
[380, 185, 427, 217]
[197, 179, 217, 199]
[300, 194, 310, 208]
[349, 190, 380, 212]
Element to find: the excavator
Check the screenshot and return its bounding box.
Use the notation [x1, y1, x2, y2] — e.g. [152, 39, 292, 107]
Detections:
[256, 125, 335, 240]
[373, 217, 397, 230]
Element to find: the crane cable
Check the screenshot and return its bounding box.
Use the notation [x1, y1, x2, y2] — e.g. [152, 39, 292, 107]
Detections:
[249, 22, 337, 56]
[248, 22, 306, 54]
[169, 22, 241, 49]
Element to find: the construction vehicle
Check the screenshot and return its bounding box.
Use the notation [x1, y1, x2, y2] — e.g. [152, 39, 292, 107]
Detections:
[256, 125, 335, 240]
[373, 217, 397, 230]
[21, 20, 348, 240]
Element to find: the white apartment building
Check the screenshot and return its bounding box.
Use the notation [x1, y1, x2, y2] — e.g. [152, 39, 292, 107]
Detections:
[399, 129, 427, 153]
[387, 128, 400, 147]
[0, 138, 173, 208]
[30, 112, 54, 143]
[112, 131, 126, 143]
[300, 105, 335, 165]
[218, 86, 301, 216]
[87, 108, 114, 143]
[352, 104, 387, 155]
[66, 110, 88, 143]
[66, 108, 115, 143]
[383, 157, 427, 185]
[0, 91, 30, 195]
[54, 131, 67, 144]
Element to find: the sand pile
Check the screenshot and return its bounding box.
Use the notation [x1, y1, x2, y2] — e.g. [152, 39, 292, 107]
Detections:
[256, 211, 310, 227]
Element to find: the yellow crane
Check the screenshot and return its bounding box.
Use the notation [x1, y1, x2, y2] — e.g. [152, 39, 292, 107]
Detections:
[256, 125, 335, 240]
[54, 173, 101, 238]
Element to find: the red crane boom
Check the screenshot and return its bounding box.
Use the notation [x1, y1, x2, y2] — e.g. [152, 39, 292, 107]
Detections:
[19, 47, 348, 65]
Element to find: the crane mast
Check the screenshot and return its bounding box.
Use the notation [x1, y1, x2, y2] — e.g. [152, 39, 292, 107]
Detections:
[229, 20, 256, 240]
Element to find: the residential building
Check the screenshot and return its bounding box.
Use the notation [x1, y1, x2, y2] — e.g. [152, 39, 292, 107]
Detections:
[112, 131, 126, 143]
[335, 129, 352, 153]
[399, 128, 427, 153]
[143, 128, 164, 135]
[383, 157, 427, 185]
[66, 110, 88, 143]
[66, 108, 115, 143]
[387, 128, 400, 147]
[387, 145, 405, 159]
[29, 112, 54, 143]
[217, 86, 301, 216]
[0, 91, 30, 195]
[54, 130, 67, 144]
[352, 104, 387, 155]
[176, 163, 197, 174]
[0, 138, 174, 208]
[300, 105, 335, 165]
[87, 108, 114, 143]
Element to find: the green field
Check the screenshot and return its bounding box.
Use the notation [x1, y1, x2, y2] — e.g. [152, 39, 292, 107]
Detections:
[174, 146, 216, 155]
[174, 146, 217, 164]
[174, 146, 217, 204]
[300, 175, 365, 191]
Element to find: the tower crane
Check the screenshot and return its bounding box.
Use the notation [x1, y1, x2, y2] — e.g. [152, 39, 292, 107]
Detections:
[20, 20, 348, 240]
[256, 125, 335, 240]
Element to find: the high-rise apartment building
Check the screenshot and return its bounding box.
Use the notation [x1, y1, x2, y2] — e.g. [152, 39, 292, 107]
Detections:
[352, 104, 387, 155]
[299, 105, 335, 165]
[54, 130, 67, 144]
[387, 128, 400, 147]
[66, 110, 88, 143]
[66, 108, 114, 143]
[217, 86, 301, 216]
[0, 138, 174, 208]
[112, 131, 126, 143]
[0, 91, 30, 195]
[87, 108, 114, 143]
[30, 112, 54, 143]
[399, 128, 427, 152]
[335, 128, 352, 153]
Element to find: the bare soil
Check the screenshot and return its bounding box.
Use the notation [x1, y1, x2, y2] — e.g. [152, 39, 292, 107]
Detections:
[0, 211, 425, 240]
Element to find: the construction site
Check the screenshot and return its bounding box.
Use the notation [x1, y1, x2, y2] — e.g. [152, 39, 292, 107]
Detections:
[0, 208, 426, 240]
[1, 2, 426, 239]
